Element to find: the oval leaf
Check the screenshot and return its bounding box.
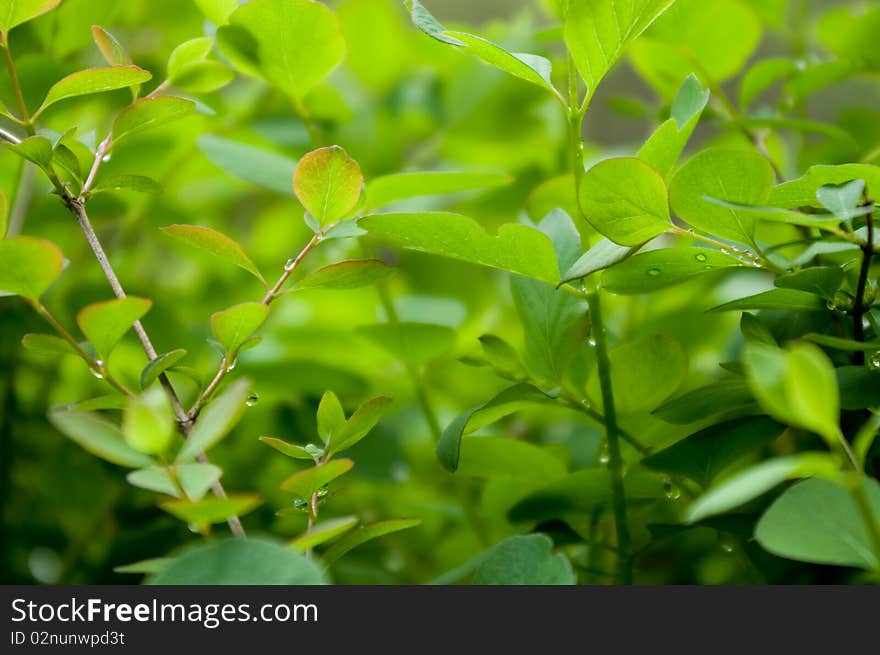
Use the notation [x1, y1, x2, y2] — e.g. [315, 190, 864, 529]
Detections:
[294, 146, 364, 226]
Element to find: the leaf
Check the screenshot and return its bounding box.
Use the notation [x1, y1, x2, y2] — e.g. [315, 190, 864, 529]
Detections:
[316, 391, 345, 445]
[193, 0, 238, 25]
[358, 322, 457, 367]
[126, 463, 221, 500]
[279, 459, 354, 497]
[293, 146, 363, 226]
[654, 379, 755, 424]
[562, 238, 639, 283]
[638, 74, 710, 178]
[323, 519, 421, 566]
[91, 174, 163, 195]
[167, 37, 213, 80]
[172, 61, 235, 93]
[197, 134, 298, 195]
[774, 267, 843, 299]
[739, 58, 796, 110]
[602, 248, 744, 294]
[111, 97, 196, 149]
[48, 409, 154, 469]
[147, 537, 326, 585]
[804, 334, 880, 353]
[437, 384, 558, 472]
[76, 297, 151, 361]
[36, 66, 152, 116]
[160, 494, 262, 525]
[259, 436, 318, 461]
[755, 477, 880, 570]
[21, 333, 75, 357]
[177, 379, 251, 461]
[670, 148, 775, 245]
[218, 0, 344, 100]
[328, 396, 393, 456]
[404, 0, 462, 46]
[366, 171, 513, 210]
[170, 463, 222, 500]
[457, 436, 567, 481]
[359, 213, 561, 284]
[292, 259, 394, 292]
[290, 516, 358, 551]
[123, 388, 175, 455]
[710, 289, 826, 313]
[161, 224, 266, 285]
[769, 164, 880, 209]
[564, 0, 676, 101]
[140, 349, 187, 389]
[52, 144, 81, 181]
[587, 334, 688, 414]
[114, 558, 170, 575]
[0, 0, 61, 37]
[472, 534, 574, 585]
[477, 335, 526, 381]
[91, 25, 131, 66]
[685, 454, 838, 523]
[0, 189, 7, 237]
[211, 302, 268, 358]
[4, 135, 53, 173]
[0, 237, 64, 301]
[644, 416, 785, 487]
[816, 179, 865, 220]
[580, 157, 671, 246]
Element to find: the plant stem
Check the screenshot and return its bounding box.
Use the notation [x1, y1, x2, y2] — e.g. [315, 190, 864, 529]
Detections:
[852, 209, 874, 365]
[2, 43, 33, 134]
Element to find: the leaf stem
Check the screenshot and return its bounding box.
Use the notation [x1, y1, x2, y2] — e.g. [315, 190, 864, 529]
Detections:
[2, 42, 33, 135]
[852, 209, 874, 365]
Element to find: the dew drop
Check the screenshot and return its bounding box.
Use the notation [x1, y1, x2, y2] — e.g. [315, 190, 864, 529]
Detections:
[647, 268, 661, 277]
[284, 257, 297, 271]
[101, 154, 112, 163]
[663, 479, 682, 501]
[246, 393, 260, 407]
[187, 523, 201, 534]
[90, 360, 105, 379]
[694, 253, 708, 263]
[588, 337, 597, 347]
[719, 536, 736, 554]
[225, 358, 237, 372]
[869, 352, 880, 370]
[598, 442, 610, 466]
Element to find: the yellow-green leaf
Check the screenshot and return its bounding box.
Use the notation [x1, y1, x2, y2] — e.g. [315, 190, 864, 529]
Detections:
[293, 146, 363, 226]
[210, 302, 268, 357]
[76, 296, 152, 361]
[0, 237, 64, 301]
[36, 66, 153, 117]
[279, 459, 354, 497]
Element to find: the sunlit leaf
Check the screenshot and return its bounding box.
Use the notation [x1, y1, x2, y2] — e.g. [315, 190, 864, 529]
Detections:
[366, 171, 513, 210]
[123, 387, 175, 455]
[290, 516, 358, 551]
[602, 248, 744, 294]
[160, 493, 261, 525]
[76, 296, 151, 361]
[323, 519, 421, 566]
[293, 146, 363, 226]
[279, 459, 354, 497]
[36, 66, 152, 116]
[211, 302, 268, 358]
[292, 259, 394, 292]
[0, 237, 64, 301]
[0, 0, 62, 39]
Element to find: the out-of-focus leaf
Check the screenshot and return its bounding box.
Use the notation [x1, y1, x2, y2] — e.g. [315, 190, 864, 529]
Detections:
[292, 259, 394, 292]
[48, 409, 154, 468]
[160, 494, 262, 525]
[140, 349, 187, 389]
[123, 387, 175, 455]
[177, 379, 251, 461]
[198, 134, 298, 195]
[323, 519, 421, 566]
[366, 171, 513, 210]
[111, 97, 196, 148]
[259, 436, 319, 461]
[562, 238, 639, 283]
[161, 224, 266, 285]
[457, 436, 567, 481]
[710, 289, 826, 313]
[290, 516, 358, 551]
[472, 534, 574, 585]
[91, 25, 131, 66]
[0, 0, 62, 38]
[357, 322, 456, 367]
[91, 174, 163, 195]
[328, 396, 392, 456]
[0, 237, 64, 301]
[654, 379, 755, 424]
[21, 333, 74, 357]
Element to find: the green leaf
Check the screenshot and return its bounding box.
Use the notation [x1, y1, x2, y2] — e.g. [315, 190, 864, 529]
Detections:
[160, 493, 261, 525]
[316, 390, 345, 445]
[670, 148, 775, 245]
[123, 388, 175, 455]
[477, 335, 526, 381]
[472, 534, 574, 585]
[638, 74, 710, 178]
[193, 0, 238, 25]
[293, 146, 363, 226]
[290, 516, 358, 551]
[685, 453, 838, 523]
[4, 135, 53, 173]
[457, 436, 567, 481]
[291, 259, 394, 292]
[0, 237, 64, 301]
[147, 537, 326, 585]
[358, 322, 456, 367]
[114, 558, 170, 575]
[0, 0, 61, 37]
[774, 267, 843, 299]
[259, 436, 319, 461]
[167, 37, 213, 79]
[769, 164, 880, 209]
[211, 302, 268, 358]
[126, 463, 221, 500]
[21, 333, 75, 357]
[755, 477, 880, 570]
[218, 0, 344, 100]
[48, 409, 154, 468]
[0, 189, 7, 238]
[564, 0, 675, 101]
[366, 171, 513, 210]
[359, 213, 561, 284]
[177, 379, 251, 461]
[816, 180, 865, 220]
[52, 143, 81, 181]
[76, 297, 151, 361]
[161, 224, 266, 285]
[172, 61, 235, 93]
[197, 134, 298, 195]
[579, 157, 671, 246]
[644, 416, 785, 487]
[111, 97, 196, 149]
[279, 459, 354, 497]
[323, 519, 421, 566]
[587, 334, 688, 414]
[804, 334, 880, 353]
[654, 379, 755, 424]
[602, 248, 744, 294]
[140, 349, 187, 389]
[404, 0, 462, 46]
[739, 58, 796, 110]
[562, 238, 639, 284]
[36, 66, 152, 117]
[328, 395, 393, 456]
[91, 25, 131, 66]
[710, 289, 826, 313]
[437, 384, 558, 472]
[91, 174, 163, 195]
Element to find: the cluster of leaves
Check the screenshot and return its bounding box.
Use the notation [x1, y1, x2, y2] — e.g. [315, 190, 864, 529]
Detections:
[2, 0, 880, 584]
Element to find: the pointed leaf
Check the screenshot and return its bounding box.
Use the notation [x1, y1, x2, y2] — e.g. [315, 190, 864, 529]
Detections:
[0, 237, 64, 301]
[177, 379, 251, 461]
[290, 516, 358, 551]
[91, 174, 163, 195]
[160, 493, 261, 525]
[329, 396, 393, 456]
[602, 248, 744, 294]
[4, 135, 53, 173]
[323, 519, 421, 566]
[0, 0, 61, 36]
[197, 134, 297, 195]
[292, 259, 394, 292]
[91, 25, 131, 66]
[161, 224, 265, 285]
[21, 333, 74, 357]
[259, 436, 319, 461]
[211, 302, 268, 357]
[140, 349, 187, 389]
[316, 390, 345, 445]
[111, 97, 196, 149]
[48, 409, 154, 468]
[37, 66, 152, 116]
[279, 459, 354, 497]
[76, 297, 152, 361]
[562, 238, 639, 283]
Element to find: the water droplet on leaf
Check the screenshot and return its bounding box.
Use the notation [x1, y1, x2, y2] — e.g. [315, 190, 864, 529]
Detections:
[663, 479, 682, 501]
[90, 360, 105, 379]
[647, 268, 661, 277]
[101, 154, 111, 163]
[694, 253, 708, 263]
[869, 352, 880, 370]
[246, 393, 259, 407]
[598, 442, 610, 465]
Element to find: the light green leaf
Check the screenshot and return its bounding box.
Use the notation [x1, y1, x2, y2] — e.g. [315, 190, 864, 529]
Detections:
[293, 146, 363, 226]
[197, 134, 297, 195]
[123, 388, 175, 455]
[140, 349, 187, 389]
[755, 477, 880, 570]
[816, 179, 865, 220]
[218, 0, 344, 100]
[644, 416, 785, 487]
[36, 66, 152, 117]
[76, 297, 151, 361]
[565, 0, 675, 101]
[279, 458, 354, 497]
[114, 558, 170, 575]
[167, 37, 213, 79]
[769, 164, 880, 209]
[587, 334, 688, 414]
[366, 171, 513, 210]
[472, 534, 574, 585]
[292, 259, 394, 292]
[91, 25, 131, 66]
[91, 174, 163, 195]
[580, 157, 671, 246]
[160, 493, 261, 525]
[328, 395, 393, 456]
[457, 436, 567, 481]
[477, 334, 526, 381]
[161, 224, 266, 285]
[359, 213, 561, 284]
[358, 322, 457, 367]
[0, 237, 64, 301]
[146, 537, 326, 585]
[710, 288, 826, 313]
[172, 61, 235, 93]
[177, 379, 251, 461]
[4, 135, 53, 173]
[0, 0, 61, 37]
[316, 390, 345, 445]
[211, 302, 268, 358]
[21, 333, 74, 357]
[602, 247, 743, 294]
[290, 516, 358, 551]
[562, 238, 639, 283]
[804, 334, 880, 353]
[126, 463, 221, 500]
[0, 189, 7, 237]
[259, 436, 319, 461]
[323, 519, 421, 566]
[404, 0, 462, 46]
[111, 97, 196, 149]
[48, 409, 154, 468]
[670, 148, 775, 245]
[193, 0, 239, 25]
